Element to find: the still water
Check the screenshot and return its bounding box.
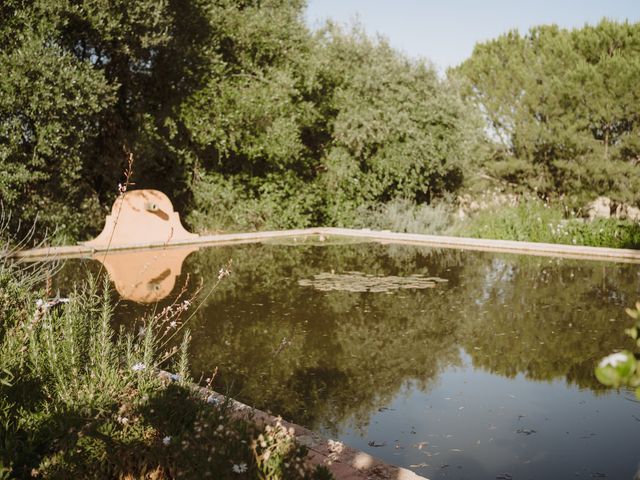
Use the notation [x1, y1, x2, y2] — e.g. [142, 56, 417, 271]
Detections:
[56, 239, 640, 479]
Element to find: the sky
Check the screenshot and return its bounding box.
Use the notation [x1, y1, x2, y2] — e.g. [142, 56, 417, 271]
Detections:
[305, 0, 640, 72]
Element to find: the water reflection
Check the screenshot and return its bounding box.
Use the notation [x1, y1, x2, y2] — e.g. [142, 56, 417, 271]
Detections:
[93, 246, 199, 303]
[178, 243, 638, 425]
[53, 241, 640, 478]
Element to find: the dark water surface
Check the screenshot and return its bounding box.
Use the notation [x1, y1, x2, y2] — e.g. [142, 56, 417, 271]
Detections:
[55, 239, 640, 479]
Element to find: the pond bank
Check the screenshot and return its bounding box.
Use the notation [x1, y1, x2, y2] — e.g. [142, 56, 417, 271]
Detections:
[162, 370, 425, 480]
[13, 227, 640, 263]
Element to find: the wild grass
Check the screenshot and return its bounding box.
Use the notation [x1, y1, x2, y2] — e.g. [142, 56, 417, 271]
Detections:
[456, 200, 640, 249]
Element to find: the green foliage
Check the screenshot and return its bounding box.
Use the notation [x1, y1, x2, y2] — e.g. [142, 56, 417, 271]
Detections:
[350, 198, 457, 234]
[313, 25, 478, 203]
[187, 172, 324, 232]
[1, 0, 480, 238]
[456, 20, 640, 205]
[595, 302, 640, 398]
[0, 28, 115, 240]
[458, 199, 640, 248]
[184, 19, 480, 232]
[5, 1, 637, 240]
[0, 0, 216, 240]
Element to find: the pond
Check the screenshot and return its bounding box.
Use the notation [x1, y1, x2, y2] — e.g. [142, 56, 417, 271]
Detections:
[53, 238, 640, 479]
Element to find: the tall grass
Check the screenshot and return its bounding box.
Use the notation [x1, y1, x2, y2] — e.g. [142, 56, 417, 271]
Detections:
[456, 200, 640, 249]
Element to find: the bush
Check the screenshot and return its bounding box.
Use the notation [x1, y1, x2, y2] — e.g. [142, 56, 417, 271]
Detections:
[351, 198, 456, 235]
[187, 172, 324, 233]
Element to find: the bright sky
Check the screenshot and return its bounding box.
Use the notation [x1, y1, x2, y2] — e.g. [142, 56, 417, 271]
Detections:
[305, 0, 640, 72]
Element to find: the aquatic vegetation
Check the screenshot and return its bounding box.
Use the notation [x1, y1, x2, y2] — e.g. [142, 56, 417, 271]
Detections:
[298, 271, 448, 293]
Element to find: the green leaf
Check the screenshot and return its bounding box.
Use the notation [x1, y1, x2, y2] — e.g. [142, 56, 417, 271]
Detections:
[595, 351, 636, 387]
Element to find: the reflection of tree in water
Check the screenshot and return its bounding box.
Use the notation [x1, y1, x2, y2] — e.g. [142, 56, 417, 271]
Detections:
[55, 242, 640, 433]
[182, 244, 639, 431]
[457, 255, 639, 390]
[185, 243, 465, 434]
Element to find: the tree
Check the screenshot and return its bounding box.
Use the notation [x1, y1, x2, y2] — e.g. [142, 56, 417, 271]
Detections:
[456, 20, 640, 206]
[2, 1, 481, 238]
[0, 0, 214, 239]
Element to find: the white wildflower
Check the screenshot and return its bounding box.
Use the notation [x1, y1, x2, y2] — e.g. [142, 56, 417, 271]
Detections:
[599, 352, 631, 368]
[232, 463, 247, 473]
[131, 362, 146, 372]
[169, 320, 177, 328]
[162, 436, 171, 445]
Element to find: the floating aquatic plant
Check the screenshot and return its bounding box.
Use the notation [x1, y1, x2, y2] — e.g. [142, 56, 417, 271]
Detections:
[298, 271, 448, 293]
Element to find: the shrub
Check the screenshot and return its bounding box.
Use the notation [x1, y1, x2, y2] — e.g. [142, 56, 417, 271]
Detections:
[351, 198, 456, 235]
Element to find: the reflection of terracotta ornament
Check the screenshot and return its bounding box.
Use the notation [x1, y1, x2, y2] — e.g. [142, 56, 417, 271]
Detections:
[83, 189, 198, 249]
[94, 246, 199, 303]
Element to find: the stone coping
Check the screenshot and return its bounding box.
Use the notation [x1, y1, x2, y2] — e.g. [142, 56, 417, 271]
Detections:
[10, 227, 640, 263]
[158, 371, 425, 480]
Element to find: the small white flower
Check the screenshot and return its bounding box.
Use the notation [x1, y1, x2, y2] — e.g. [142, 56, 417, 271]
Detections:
[232, 463, 247, 473]
[170, 320, 177, 328]
[599, 352, 631, 368]
[131, 362, 146, 372]
[162, 436, 171, 445]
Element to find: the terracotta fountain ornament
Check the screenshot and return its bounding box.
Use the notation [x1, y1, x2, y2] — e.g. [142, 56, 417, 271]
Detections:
[83, 189, 200, 304]
[84, 189, 198, 249]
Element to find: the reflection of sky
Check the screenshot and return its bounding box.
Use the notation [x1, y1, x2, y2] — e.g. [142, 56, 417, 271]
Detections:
[476, 257, 516, 306]
[333, 350, 640, 479]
